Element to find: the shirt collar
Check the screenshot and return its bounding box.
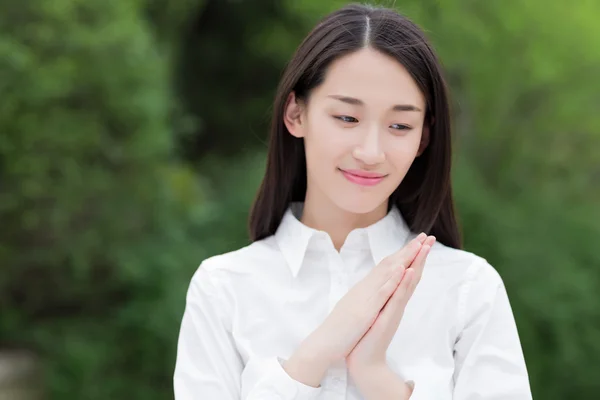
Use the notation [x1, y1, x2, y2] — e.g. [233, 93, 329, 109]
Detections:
[274, 202, 412, 278]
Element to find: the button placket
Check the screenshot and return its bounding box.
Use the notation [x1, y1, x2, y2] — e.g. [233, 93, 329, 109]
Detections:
[327, 251, 346, 311]
[331, 376, 344, 390]
[326, 253, 349, 398]
[324, 359, 349, 397]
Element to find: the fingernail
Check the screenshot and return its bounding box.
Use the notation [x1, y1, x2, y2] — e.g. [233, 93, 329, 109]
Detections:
[406, 380, 415, 391]
[416, 233, 426, 242]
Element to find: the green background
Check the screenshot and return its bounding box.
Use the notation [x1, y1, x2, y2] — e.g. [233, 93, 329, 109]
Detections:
[1, 0, 598, 398]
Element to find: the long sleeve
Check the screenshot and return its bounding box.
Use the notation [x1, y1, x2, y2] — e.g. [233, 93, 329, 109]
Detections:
[173, 262, 323, 400]
[451, 258, 533, 399]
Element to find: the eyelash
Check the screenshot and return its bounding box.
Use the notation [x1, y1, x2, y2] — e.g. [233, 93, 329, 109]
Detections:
[333, 115, 412, 131]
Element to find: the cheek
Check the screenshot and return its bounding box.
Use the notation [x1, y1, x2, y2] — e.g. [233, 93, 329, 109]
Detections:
[385, 135, 422, 172]
[304, 118, 351, 165]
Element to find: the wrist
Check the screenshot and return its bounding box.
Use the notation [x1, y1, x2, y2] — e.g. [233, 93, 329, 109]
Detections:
[351, 364, 413, 400]
[283, 336, 332, 388]
[349, 362, 385, 388]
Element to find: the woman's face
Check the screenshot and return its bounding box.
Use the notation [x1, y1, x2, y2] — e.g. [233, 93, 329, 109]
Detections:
[284, 47, 428, 215]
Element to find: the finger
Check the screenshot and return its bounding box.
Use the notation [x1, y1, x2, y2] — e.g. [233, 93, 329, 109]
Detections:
[412, 240, 431, 276]
[409, 236, 436, 283]
[393, 232, 427, 263]
[372, 267, 414, 336]
[372, 238, 435, 331]
[383, 234, 431, 281]
[365, 233, 425, 290]
[368, 266, 406, 312]
[406, 239, 434, 296]
[424, 235, 436, 247]
[382, 233, 426, 269]
[384, 267, 413, 315]
[376, 233, 426, 277]
[362, 233, 429, 311]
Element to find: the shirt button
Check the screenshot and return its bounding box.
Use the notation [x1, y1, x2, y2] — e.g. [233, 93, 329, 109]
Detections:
[331, 376, 344, 388]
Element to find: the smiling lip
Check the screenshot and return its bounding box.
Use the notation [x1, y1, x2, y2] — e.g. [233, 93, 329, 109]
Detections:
[339, 168, 387, 186]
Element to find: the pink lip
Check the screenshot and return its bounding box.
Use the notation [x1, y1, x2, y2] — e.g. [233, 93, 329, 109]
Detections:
[339, 169, 387, 186]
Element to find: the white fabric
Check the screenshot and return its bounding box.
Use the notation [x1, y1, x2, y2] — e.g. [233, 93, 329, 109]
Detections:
[174, 203, 532, 399]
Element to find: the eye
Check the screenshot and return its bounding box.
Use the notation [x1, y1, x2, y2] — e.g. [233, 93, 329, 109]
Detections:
[390, 123, 412, 131]
[334, 115, 358, 123]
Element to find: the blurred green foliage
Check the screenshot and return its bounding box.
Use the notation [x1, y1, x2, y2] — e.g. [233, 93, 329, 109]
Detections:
[0, 0, 207, 398]
[0, 0, 598, 399]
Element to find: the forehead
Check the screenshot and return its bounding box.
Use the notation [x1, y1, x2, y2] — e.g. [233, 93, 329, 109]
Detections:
[313, 47, 425, 109]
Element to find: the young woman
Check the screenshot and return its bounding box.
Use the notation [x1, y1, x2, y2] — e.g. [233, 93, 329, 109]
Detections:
[174, 4, 532, 400]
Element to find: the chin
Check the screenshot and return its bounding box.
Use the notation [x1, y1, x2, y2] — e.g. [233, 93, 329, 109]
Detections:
[330, 193, 388, 215]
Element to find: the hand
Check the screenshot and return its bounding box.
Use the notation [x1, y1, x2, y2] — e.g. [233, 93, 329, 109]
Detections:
[303, 233, 429, 365]
[347, 234, 436, 374]
[283, 233, 429, 388]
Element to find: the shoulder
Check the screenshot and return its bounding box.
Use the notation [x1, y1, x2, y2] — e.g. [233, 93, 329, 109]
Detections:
[425, 239, 504, 290]
[423, 241, 507, 329]
[199, 235, 281, 275]
[188, 235, 285, 296]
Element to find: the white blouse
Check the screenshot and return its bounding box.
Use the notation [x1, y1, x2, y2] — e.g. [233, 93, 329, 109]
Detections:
[174, 203, 532, 399]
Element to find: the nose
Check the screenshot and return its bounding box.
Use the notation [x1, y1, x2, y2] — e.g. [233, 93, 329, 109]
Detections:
[352, 126, 385, 166]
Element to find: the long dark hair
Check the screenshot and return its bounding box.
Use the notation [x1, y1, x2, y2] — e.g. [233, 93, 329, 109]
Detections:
[249, 3, 462, 249]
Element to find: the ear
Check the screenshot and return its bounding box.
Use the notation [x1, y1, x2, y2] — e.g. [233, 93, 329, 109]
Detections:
[283, 91, 305, 138]
[416, 119, 431, 157]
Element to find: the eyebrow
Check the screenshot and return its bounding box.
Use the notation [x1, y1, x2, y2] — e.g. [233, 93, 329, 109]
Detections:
[327, 94, 422, 112]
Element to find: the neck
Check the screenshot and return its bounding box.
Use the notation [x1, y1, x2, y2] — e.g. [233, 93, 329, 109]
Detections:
[301, 190, 389, 251]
